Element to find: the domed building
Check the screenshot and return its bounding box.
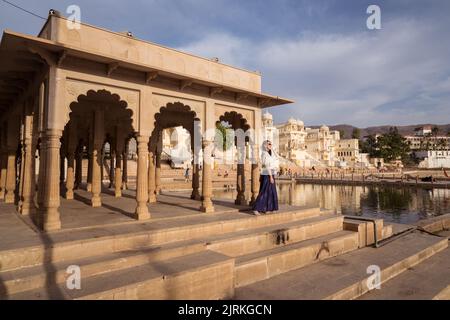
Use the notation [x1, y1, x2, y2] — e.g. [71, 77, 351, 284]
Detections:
[262, 113, 362, 168]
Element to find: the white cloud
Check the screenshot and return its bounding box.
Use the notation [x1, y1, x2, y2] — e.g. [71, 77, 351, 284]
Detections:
[177, 18, 450, 127]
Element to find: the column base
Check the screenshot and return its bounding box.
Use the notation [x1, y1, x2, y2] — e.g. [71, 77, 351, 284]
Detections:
[148, 194, 157, 203]
[235, 194, 248, 206]
[191, 190, 201, 201]
[0, 190, 5, 200]
[20, 202, 35, 215]
[5, 192, 15, 204]
[43, 220, 61, 231]
[90, 196, 102, 207]
[41, 209, 61, 231]
[122, 183, 128, 191]
[115, 190, 122, 198]
[134, 206, 151, 220]
[200, 200, 215, 213]
[86, 183, 92, 192]
[66, 191, 74, 200]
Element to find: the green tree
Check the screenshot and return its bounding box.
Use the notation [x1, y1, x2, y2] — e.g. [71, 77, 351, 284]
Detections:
[339, 130, 346, 139]
[377, 127, 410, 162]
[432, 126, 439, 137]
[351, 128, 361, 140]
[215, 121, 233, 152]
[361, 134, 380, 157]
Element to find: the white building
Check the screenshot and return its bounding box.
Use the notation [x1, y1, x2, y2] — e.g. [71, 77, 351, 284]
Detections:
[262, 112, 363, 168]
[417, 150, 450, 169]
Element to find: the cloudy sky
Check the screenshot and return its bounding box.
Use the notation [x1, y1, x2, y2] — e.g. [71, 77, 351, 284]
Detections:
[1, 0, 449, 127]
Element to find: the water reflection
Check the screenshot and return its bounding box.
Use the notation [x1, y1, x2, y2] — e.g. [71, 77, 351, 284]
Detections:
[213, 183, 450, 224]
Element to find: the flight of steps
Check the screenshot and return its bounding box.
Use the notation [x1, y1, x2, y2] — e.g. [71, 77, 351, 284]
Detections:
[0, 208, 394, 300]
[235, 230, 448, 300]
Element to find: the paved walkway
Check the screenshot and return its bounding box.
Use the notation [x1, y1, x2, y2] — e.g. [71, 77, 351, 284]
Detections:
[0, 188, 298, 252]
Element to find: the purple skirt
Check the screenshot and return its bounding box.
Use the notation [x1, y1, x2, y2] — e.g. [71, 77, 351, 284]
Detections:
[252, 175, 279, 213]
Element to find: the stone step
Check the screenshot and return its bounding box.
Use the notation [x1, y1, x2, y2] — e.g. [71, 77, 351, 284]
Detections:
[359, 246, 450, 300]
[0, 207, 322, 272]
[0, 213, 338, 296]
[234, 232, 448, 300]
[0, 239, 205, 296]
[209, 215, 344, 257]
[234, 230, 360, 287]
[7, 251, 235, 300]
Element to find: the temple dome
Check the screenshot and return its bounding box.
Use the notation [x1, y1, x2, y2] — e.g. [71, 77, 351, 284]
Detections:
[262, 112, 273, 120]
[288, 117, 297, 125]
[320, 125, 329, 131]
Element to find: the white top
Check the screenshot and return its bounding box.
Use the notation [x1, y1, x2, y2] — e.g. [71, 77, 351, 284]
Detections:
[261, 150, 280, 175]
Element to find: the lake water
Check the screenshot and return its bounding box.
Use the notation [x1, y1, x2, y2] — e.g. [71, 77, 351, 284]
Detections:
[214, 183, 450, 224]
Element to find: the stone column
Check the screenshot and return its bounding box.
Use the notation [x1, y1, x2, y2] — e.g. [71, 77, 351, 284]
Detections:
[109, 149, 115, 189]
[191, 163, 201, 200]
[74, 144, 83, 189]
[65, 120, 77, 200]
[4, 148, 17, 204]
[39, 130, 62, 231]
[20, 114, 36, 214]
[114, 151, 122, 197]
[148, 151, 157, 203]
[34, 82, 46, 227]
[100, 148, 105, 187]
[60, 148, 66, 184]
[235, 145, 247, 205]
[191, 144, 201, 200]
[250, 144, 260, 205]
[90, 110, 104, 207]
[18, 126, 25, 208]
[200, 139, 214, 213]
[65, 152, 75, 200]
[135, 135, 150, 220]
[155, 151, 161, 195]
[87, 129, 93, 192]
[36, 138, 46, 227]
[122, 142, 128, 190]
[0, 151, 7, 200]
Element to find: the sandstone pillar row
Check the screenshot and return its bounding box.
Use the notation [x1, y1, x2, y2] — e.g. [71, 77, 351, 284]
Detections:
[39, 130, 62, 231]
[4, 148, 17, 204]
[0, 150, 7, 200]
[135, 135, 151, 220]
[65, 119, 77, 200]
[148, 151, 157, 203]
[250, 144, 260, 205]
[122, 142, 128, 190]
[20, 113, 36, 214]
[90, 109, 104, 208]
[200, 139, 214, 213]
[235, 145, 247, 206]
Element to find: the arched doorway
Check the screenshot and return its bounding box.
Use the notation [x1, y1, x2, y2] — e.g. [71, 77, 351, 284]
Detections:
[149, 102, 208, 210]
[217, 111, 258, 206]
[60, 89, 137, 212]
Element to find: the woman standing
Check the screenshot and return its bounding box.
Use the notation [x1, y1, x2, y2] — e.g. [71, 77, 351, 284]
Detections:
[252, 140, 279, 215]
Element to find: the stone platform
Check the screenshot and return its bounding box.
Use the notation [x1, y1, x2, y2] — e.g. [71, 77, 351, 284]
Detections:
[0, 189, 448, 300]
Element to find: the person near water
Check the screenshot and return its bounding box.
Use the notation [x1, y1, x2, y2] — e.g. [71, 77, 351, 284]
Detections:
[252, 140, 279, 215]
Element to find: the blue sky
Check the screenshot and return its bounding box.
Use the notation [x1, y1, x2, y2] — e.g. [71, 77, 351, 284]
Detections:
[1, 0, 449, 127]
